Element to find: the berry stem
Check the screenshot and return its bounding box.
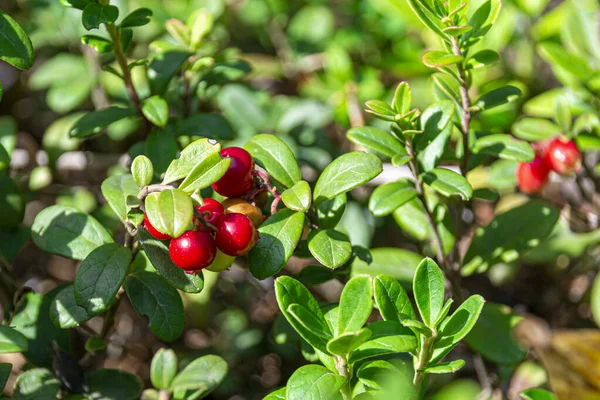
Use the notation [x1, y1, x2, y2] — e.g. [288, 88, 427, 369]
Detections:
[253, 170, 283, 214]
[194, 208, 218, 232]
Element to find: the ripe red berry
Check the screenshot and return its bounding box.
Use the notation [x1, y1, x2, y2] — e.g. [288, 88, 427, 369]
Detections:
[516, 154, 551, 194]
[143, 214, 171, 240]
[194, 198, 225, 230]
[544, 137, 581, 175]
[169, 230, 216, 272]
[215, 213, 258, 256]
[212, 147, 255, 197]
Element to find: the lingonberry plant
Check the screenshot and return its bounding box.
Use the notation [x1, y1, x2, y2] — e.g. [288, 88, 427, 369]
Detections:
[2, 0, 600, 399]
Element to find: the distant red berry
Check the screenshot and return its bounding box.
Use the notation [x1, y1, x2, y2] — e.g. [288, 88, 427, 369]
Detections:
[169, 230, 216, 271]
[544, 137, 581, 175]
[517, 154, 551, 194]
[194, 198, 225, 230]
[212, 147, 255, 197]
[143, 214, 171, 240]
[215, 213, 258, 256]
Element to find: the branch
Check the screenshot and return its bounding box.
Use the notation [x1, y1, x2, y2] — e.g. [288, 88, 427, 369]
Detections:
[451, 38, 472, 176]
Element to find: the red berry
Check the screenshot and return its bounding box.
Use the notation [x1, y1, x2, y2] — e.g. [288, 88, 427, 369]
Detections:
[544, 137, 581, 175]
[194, 198, 225, 230]
[517, 154, 551, 194]
[215, 213, 258, 256]
[143, 214, 171, 240]
[169, 230, 216, 271]
[212, 147, 255, 197]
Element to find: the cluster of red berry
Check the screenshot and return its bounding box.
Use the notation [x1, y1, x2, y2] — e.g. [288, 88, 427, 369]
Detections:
[517, 137, 581, 194]
[143, 147, 262, 273]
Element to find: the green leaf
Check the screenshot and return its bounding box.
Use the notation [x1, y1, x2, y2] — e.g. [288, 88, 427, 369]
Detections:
[145, 189, 193, 238]
[249, 209, 305, 279]
[50, 285, 91, 328]
[474, 86, 522, 111]
[348, 321, 417, 364]
[179, 153, 230, 194]
[245, 134, 301, 188]
[0, 363, 10, 391]
[32, 205, 113, 260]
[177, 114, 235, 140]
[317, 194, 346, 229]
[189, 10, 213, 50]
[282, 181, 311, 212]
[512, 118, 561, 142]
[314, 152, 383, 206]
[308, 229, 352, 269]
[401, 319, 432, 336]
[0, 9, 34, 70]
[473, 134, 535, 162]
[373, 275, 416, 323]
[124, 272, 185, 342]
[142, 96, 169, 127]
[352, 248, 421, 286]
[0, 326, 28, 354]
[170, 355, 227, 396]
[338, 275, 373, 334]
[131, 156, 154, 187]
[431, 295, 484, 363]
[356, 360, 404, 390]
[81, 34, 113, 52]
[0, 175, 24, 229]
[82, 3, 119, 30]
[137, 229, 204, 293]
[463, 201, 559, 275]
[465, 49, 499, 70]
[365, 100, 396, 120]
[347, 127, 405, 158]
[163, 138, 221, 184]
[443, 25, 472, 36]
[466, 303, 526, 364]
[422, 51, 464, 68]
[101, 174, 140, 223]
[326, 328, 372, 356]
[537, 42, 593, 80]
[0, 116, 16, 170]
[591, 273, 600, 328]
[148, 51, 191, 95]
[28, 166, 52, 192]
[520, 388, 557, 400]
[264, 388, 286, 399]
[392, 82, 412, 115]
[421, 359, 465, 374]
[74, 243, 132, 315]
[150, 349, 178, 390]
[298, 265, 336, 286]
[415, 101, 455, 171]
[431, 73, 461, 110]
[11, 291, 70, 367]
[369, 180, 417, 217]
[413, 258, 445, 327]
[70, 107, 137, 138]
[461, 0, 502, 45]
[406, 0, 450, 40]
[13, 368, 60, 400]
[286, 365, 346, 400]
[554, 96, 572, 132]
[287, 304, 333, 339]
[274, 276, 330, 352]
[421, 168, 473, 200]
[87, 369, 143, 400]
[120, 8, 153, 28]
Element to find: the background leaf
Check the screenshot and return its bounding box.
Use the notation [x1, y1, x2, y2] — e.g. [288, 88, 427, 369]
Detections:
[0, 9, 34, 69]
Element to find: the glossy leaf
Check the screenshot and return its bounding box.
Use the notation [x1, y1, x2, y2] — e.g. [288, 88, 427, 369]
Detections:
[245, 134, 301, 188]
[406, 0, 449, 40]
[148, 51, 191, 95]
[287, 304, 333, 339]
[0, 9, 34, 70]
[474, 86, 522, 111]
[463, 201, 559, 275]
[170, 355, 227, 396]
[142, 96, 169, 127]
[317, 194, 347, 229]
[82, 3, 119, 30]
[131, 156, 154, 187]
[421, 168, 473, 200]
[348, 320, 418, 364]
[32, 205, 113, 260]
[70, 107, 137, 138]
[338, 275, 373, 334]
[347, 126, 405, 158]
[308, 229, 352, 269]
[138, 229, 204, 293]
[473, 134, 535, 162]
[369, 180, 417, 217]
[326, 328, 372, 356]
[415, 101, 455, 171]
[145, 189, 193, 238]
[413, 258, 445, 327]
[13, 368, 60, 400]
[0, 326, 28, 354]
[314, 152, 383, 206]
[249, 209, 305, 279]
[120, 8, 152, 28]
[421, 359, 465, 374]
[352, 248, 421, 285]
[124, 272, 185, 342]
[281, 181, 311, 212]
[264, 388, 286, 399]
[74, 243, 132, 315]
[163, 138, 221, 184]
[179, 153, 230, 194]
[286, 365, 346, 400]
[81, 34, 113, 53]
[50, 285, 91, 329]
[466, 49, 499, 70]
[422, 51, 463, 68]
[373, 275, 416, 322]
[392, 82, 412, 115]
[101, 174, 140, 223]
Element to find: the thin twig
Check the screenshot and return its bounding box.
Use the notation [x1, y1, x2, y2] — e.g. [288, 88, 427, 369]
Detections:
[451, 37, 472, 176]
[137, 184, 174, 200]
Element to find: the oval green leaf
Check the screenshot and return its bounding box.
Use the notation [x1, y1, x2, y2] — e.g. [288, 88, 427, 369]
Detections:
[245, 134, 301, 188]
[308, 229, 352, 269]
[281, 180, 311, 212]
[347, 127, 405, 158]
[369, 180, 417, 217]
[421, 168, 473, 200]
